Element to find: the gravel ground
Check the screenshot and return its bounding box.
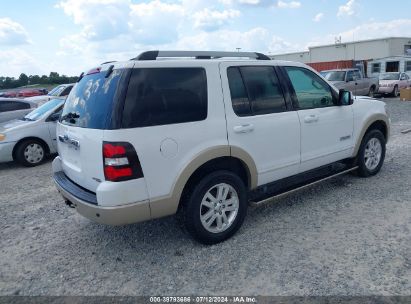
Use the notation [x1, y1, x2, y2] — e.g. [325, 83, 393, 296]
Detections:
[0, 97, 410, 296]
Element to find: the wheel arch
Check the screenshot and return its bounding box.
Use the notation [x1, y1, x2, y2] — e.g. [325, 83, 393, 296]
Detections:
[353, 115, 389, 156]
[12, 136, 50, 160]
[149, 146, 258, 219]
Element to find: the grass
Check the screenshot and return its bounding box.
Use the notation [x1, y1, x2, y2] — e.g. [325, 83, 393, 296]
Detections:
[0, 83, 60, 92]
[19, 83, 60, 90]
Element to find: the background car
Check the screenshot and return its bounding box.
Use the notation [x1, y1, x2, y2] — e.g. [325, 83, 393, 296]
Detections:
[0, 98, 38, 123]
[1, 90, 18, 98]
[25, 84, 74, 105]
[377, 72, 411, 96]
[0, 98, 64, 166]
[0, 88, 48, 98]
[17, 88, 48, 98]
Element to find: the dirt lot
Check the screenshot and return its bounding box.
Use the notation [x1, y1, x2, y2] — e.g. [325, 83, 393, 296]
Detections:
[0, 97, 410, 296]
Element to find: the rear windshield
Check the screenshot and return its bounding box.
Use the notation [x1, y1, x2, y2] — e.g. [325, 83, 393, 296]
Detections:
[49, 85, 65, 96]
[122, 68, 207, 128]
[60, 69, 123, 129]
[25, 98, 64, 121]
[379, 73, 399, 80]
[321, 71, 346, 82]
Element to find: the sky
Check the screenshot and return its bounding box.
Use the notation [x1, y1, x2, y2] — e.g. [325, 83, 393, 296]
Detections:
[0, 0, 411, 77]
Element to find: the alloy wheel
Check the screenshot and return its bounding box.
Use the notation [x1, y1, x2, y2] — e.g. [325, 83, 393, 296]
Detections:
[199, 183, 239, 233]
[364, 138, 382, 171]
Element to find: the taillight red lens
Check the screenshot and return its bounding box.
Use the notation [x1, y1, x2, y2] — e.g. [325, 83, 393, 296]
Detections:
[103, 142, 143, 182]
[104, 166, 133, 181]
[103, 144, 126, 158]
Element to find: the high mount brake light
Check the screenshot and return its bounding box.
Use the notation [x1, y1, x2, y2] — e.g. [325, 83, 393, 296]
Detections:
[102, 142, 144, 182]
[86, 67, 101, 75]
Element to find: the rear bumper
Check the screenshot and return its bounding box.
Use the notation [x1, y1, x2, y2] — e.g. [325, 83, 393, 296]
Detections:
[53, 170, 151, 226]
[0, 141, 15, 163]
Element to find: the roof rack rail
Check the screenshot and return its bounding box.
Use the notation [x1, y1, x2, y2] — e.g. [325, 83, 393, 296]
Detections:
[131, 51, 270, 61]
[101, 61, 117, 64]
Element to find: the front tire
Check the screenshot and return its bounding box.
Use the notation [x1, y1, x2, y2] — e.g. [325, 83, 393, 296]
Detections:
[356, 129, 386, 177]
[392, 85, 399, 97]
[15, 139, 46, 167]
[182, 170, 248, 245]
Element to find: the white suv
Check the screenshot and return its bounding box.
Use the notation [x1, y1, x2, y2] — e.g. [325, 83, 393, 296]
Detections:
[53, 51, 390, 244]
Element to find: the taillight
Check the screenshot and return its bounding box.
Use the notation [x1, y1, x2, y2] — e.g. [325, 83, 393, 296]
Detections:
[103, 142, 144, 182]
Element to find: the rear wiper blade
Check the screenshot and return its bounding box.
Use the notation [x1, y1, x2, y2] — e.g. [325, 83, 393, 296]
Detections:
[60, 112, 80, 122]
[22, 117, 34, 121]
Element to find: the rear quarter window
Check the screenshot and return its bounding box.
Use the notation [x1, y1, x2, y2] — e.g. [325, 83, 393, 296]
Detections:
[122, 68, 207, 128]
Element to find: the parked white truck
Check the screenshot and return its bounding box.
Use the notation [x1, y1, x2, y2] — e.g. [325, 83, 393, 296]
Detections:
[321, 68, 379, 97]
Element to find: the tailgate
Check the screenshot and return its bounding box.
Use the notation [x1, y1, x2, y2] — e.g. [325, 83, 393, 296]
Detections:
[57, 123, 103, 192]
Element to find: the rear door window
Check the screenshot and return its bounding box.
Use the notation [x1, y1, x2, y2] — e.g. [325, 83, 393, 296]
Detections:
[227, 66, 287, 116]
[122, 68, 207, 128]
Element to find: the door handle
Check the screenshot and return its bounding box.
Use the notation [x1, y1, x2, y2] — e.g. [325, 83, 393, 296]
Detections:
[233, 124, 254, 133]
[304, 114, 319, 123]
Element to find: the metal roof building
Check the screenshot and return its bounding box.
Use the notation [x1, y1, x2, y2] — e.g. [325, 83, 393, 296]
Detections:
[269, 37, 411, 75]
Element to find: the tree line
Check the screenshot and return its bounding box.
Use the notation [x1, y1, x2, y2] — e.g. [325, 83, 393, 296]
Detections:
[0, 72, 78, 90]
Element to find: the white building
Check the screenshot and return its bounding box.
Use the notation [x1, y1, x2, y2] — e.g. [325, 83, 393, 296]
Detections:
[270, 37, 411, 75]
[367, 56, 411, 77]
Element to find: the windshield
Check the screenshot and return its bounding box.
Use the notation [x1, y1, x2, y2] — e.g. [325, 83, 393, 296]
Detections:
[60, 69, 123, 129]
[379, 73, 400, 80]
[24, 98, 64, 121]
[48, 85, 65, 96]
[321, 71, 346, 82]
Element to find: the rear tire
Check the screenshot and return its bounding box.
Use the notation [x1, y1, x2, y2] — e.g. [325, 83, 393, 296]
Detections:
[356, 129, 386, 177]
[181, 170, 248, 245]
[15, 139, 46, 167]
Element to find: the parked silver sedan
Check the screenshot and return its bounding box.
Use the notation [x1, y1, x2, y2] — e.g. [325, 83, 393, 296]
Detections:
[377, 72, 411, 96]
[0, 98, 64, 166]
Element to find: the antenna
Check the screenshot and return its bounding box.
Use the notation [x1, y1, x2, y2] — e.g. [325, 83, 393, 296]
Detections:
[335, 36, 341, 45]
[353, 33, 356, 61]
[352, 32, 357, 97]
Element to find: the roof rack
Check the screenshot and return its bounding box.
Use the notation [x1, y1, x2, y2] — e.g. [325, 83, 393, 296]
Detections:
[131, 51, 270, 61]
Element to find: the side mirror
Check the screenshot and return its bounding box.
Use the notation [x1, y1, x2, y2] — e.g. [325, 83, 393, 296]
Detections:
[338, 89, 353, 106]
[47, 112, 60, 122]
